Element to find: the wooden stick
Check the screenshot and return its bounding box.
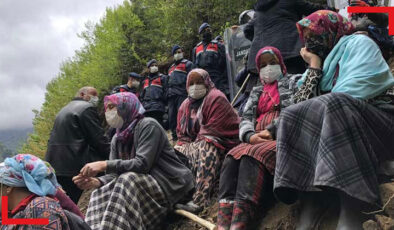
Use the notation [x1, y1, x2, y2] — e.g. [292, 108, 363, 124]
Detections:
[174, 209, 217, 230]
[231, 73, 251, 106]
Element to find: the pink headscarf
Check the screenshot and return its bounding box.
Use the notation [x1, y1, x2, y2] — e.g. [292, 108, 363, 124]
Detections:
[255, 46, 286, 122]
[255, 46, 287, 76]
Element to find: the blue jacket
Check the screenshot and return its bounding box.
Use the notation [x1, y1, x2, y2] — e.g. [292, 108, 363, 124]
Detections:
[168, 59, 193, 97]
[192, 40, 228, 93]
[140, 73, 168, 112]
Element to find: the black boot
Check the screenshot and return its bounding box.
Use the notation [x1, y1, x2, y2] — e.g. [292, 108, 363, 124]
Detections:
[336, 193, 368, 230]
[296, 192, 332, 230]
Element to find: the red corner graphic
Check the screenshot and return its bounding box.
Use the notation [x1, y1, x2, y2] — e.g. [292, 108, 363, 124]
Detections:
[1, 196, 49, 225]
[347, 6, 394, 35]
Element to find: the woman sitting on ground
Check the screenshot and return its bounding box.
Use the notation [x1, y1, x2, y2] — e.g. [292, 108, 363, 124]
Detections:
[0, 154, 73, 230]
[217, 46, 302, 230]
[175, 68, 240, 209]
[73, 92, 194, 230]
[273, 10, 394, 230]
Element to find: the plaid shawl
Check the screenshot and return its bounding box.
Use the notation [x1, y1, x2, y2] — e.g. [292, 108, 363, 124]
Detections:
[274, 93, 394, 205]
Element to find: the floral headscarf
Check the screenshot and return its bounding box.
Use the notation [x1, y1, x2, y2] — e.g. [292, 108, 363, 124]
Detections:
[0, 154, 58, 196]
[104, 92, 145, 143]
[297, 10, 354, 55]
[255, 46, 287, 76]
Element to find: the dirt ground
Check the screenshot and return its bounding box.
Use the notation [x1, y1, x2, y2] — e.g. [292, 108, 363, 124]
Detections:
[164, 200, 219, 230]
[77, 191, 340, 230]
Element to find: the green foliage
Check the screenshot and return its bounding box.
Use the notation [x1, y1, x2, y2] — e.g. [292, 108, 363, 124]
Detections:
[158, 0, 255, 58]
[22, 0, 326, 158]
[22, 0, 256, 158]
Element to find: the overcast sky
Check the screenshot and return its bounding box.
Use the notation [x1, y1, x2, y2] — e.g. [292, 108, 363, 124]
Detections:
[0, 0, 124, 130]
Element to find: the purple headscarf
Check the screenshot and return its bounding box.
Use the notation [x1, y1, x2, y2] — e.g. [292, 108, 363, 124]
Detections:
[104, 92, 145, 143]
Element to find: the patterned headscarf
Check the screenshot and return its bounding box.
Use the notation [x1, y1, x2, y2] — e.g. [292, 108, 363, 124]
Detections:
[0, 154, 57, 196]
[104, 92, 145, 143]
[297, 10, 354, 52]
[178, 69, 240, 150]
[255, 46, 287, 75]
[186, 68, 215, 91]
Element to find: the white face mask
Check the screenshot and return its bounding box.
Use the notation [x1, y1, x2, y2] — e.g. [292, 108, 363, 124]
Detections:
[150, 66, 158, 74]
[105, 109, 124, 129]
[259, 64, 282, 84]
[131, 80, 140, 88]
[174, 53, 184, 61]
[188, 84, 207, 100]
[89, 96, 99, 107]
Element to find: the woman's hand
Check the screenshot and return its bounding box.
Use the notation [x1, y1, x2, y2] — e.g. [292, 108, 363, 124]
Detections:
[80, 161, 107, 177]
[258, 129, 273, 140]
[300, 47, 322, 69]
[250, 133, 265, 144]
[250, 130, 273, 144]
[72, 175, 101, 190]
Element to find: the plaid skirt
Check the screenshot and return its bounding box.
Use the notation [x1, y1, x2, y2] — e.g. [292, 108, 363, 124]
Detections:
[274, 93, 394, 205]
[85, 172, 168, 230]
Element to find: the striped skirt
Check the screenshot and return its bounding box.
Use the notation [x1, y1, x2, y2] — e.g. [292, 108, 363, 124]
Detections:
[227, 110, 278, 174]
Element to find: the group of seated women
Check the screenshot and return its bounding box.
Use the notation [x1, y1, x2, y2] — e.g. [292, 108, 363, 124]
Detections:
[179, 10, 392, 230]
[214, 10, 393, 230]
[1, 10, 393, 230]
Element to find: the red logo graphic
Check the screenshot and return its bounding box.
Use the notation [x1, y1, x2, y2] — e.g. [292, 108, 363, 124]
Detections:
[347, 6, 394, 35]
[2, 196, 49, 225]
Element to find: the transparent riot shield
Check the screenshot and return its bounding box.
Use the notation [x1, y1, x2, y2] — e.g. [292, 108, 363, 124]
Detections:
[224, 24, 252, 100]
